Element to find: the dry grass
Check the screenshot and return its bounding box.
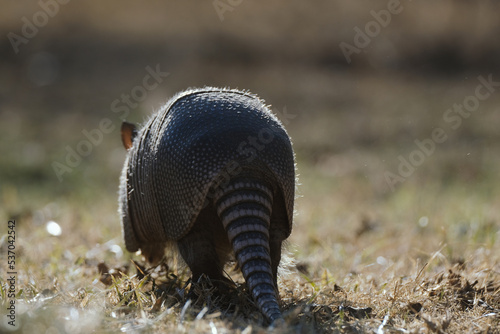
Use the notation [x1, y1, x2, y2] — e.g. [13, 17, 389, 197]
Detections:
[1, 153, 499, 333]
[1, 1, 500, 333]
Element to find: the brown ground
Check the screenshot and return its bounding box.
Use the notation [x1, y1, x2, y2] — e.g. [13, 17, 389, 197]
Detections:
[0, 1, 499, 333]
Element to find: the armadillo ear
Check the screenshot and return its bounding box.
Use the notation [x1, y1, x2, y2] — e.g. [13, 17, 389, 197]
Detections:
[121, 122, 137, 150]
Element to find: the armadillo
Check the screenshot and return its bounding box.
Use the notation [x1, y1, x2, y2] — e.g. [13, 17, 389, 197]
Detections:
[118, 87, 295, 323]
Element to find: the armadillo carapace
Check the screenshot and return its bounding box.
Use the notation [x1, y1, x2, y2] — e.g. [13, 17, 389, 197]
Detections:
[119, 87, 295, 323]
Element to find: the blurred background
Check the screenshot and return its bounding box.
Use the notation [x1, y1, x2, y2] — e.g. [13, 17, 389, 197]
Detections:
[1, 0, 499, 268]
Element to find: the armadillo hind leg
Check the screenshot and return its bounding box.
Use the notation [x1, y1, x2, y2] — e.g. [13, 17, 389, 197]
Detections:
[269, 238, 283, 295]
[177, 204, 231, 283]
[214, 172, 283, 323]
[140, 242, 167, 264]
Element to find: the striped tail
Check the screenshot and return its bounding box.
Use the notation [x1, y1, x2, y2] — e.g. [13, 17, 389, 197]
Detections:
[214, 176, 282, 323]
